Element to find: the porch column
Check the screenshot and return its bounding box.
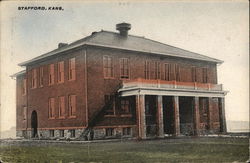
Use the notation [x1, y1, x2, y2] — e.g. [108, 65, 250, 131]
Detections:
[208, 97, 213, 131]
[173, 96, 180, 136]
[136, 94, 146, 139]
[219, 97, 227, 133]
[193, 97, 200, 136]
[157, 95, 164, 138]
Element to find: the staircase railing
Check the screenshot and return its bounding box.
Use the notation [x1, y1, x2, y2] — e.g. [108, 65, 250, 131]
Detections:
[78, 86, 121, 140]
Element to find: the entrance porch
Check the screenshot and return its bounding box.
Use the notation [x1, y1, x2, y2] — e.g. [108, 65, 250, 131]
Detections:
[118, 78, 227, 139]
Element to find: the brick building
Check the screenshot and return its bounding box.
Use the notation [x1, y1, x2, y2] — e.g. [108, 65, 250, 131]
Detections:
[14, 23, 227, 139]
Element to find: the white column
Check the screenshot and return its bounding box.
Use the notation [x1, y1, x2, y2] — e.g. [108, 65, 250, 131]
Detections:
[193, 97, 200, 136]
[157, 95, 164, 138]
[173, 96, 180, 136]
[136, 94, 146, 139]
[220, 97, 227, 133]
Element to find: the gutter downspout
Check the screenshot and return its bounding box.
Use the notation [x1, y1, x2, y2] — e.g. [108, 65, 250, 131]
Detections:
[26, 68, 28, 138]
[84, 48, 88, 127]
[138, 89, 141, 139]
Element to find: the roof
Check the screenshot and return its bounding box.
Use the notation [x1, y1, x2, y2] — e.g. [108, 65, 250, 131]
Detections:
[19, 30, 222, 66]
[11, 70, 26, 78]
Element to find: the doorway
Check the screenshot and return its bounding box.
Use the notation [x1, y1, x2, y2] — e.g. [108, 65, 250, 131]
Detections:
[31, 110, 38, 138]
[163, 96, 174, 135]
[179, 97, 194, 135]
[145, 95, 157, 136]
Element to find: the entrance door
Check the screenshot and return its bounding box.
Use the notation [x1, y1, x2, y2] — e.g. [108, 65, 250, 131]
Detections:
[163, 96, 174, 135]
[31, 111, 38, 138]
[179, 97, 194, 135]
[145, 95, 157, 136]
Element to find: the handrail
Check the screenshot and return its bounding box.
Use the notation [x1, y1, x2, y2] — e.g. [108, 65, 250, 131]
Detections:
[78, 85, 121, 140]
[121, 78, 222, 91]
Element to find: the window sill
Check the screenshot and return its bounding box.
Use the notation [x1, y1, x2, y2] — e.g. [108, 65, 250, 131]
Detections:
[68, 116, 76, 119]
[120, 77, 130, 80]
[49, 117, 56, 120]
[104, 77, 115, 80]
[58, 116, 66, 119]
[120, 114, 132, 118]
[104, 115, 116, 117]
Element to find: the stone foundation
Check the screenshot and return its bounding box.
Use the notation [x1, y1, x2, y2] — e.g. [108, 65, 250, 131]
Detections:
[16, 126, 136, 140]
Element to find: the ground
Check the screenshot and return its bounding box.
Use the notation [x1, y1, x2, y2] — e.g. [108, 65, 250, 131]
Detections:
[0, 137, 249, 163]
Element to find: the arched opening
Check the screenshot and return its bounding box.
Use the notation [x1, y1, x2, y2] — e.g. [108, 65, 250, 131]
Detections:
[31, 110, 38, 138]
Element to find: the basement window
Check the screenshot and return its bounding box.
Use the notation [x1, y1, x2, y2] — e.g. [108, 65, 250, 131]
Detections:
[49, 130, 54, 137]
[105, 128, 114, 137]
[69, 130, 75, 137]
[122, 127, 131, 136]
[59, 130, 64, 137]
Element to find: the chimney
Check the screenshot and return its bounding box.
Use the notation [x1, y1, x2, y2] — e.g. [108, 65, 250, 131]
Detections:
[116, 22, 131, 37]
[58, 43, 68, 48]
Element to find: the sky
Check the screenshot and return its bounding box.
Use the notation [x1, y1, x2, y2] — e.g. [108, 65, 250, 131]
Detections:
[0, 1, 249, 132]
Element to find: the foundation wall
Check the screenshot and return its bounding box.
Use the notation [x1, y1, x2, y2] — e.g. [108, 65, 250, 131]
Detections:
[16, 126, 136, 140]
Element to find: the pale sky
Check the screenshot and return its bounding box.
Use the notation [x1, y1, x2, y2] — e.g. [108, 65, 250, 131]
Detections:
[0, 1, 249, 132]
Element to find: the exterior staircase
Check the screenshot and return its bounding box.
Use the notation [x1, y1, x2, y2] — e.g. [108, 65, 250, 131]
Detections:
[78, 87, 121, 140]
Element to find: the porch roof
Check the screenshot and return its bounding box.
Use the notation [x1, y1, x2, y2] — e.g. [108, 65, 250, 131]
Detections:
[118, 79, 228, 98]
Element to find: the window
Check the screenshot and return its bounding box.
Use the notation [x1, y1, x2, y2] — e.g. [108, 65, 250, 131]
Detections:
[49, 130, 54, 137]
[31, 69, 37, 88]
[58, 61, 64, 83]
[58, 96, 65, 118]
[22, 130, 26, 137]
[48, 98, 55, 118]
[104, 95, 115, 115]
[105, 128, 114, 136]
[69, 58, 76, 80]
[169, 64, 175, 81]
[120, 58, 129, 79]
[202, 67, 208, 83]
[69, 130, 75, 137]
[22, 79, 27, 95]
[39, 67, 44, 87]
[23, 107, 27, 120]
[144, 61, 150, 79]
[163, 63, 170, 81]
[122, 127, 131, 136]
[69, 95, 76, 117]
[150, 61, 161, 79]
[191, 67, 197, 82]
[49, 64, 55, 85]
[59, 130, 64, 137]
[120, 99, 130, 114]
[199, 98, 209, 125]
[175, 64, 180, 81]
[103, 56, 113, 78]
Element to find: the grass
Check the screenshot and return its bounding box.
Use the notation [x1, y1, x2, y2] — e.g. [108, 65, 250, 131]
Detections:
[0, 137, 249, 163]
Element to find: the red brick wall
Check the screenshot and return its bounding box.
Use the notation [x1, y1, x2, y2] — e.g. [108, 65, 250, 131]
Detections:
[210, 97, 220, 131]
[17, 45, 219, 130]
[86, 46, 218, 127]
[26, 48, 87, 130]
